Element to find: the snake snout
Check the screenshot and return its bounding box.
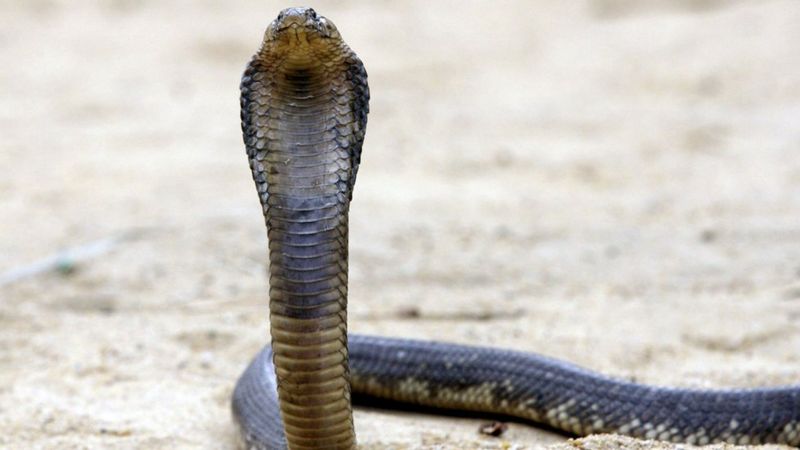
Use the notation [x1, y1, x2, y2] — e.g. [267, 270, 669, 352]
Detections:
[265, 6, 340, 44]
[275, 7, 317, 30]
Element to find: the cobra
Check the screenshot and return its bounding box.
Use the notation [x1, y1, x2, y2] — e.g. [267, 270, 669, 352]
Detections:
[232, 7, 800, 450]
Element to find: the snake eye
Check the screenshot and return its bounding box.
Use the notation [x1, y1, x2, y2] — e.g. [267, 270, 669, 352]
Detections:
[307, 8, 317, 19]
[317, 17, 338, 38]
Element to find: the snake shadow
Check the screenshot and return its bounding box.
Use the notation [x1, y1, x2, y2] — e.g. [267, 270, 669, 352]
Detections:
[352, 393, 574, 439]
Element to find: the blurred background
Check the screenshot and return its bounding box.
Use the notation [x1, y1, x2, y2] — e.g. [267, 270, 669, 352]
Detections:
[1, 1, 799, 448]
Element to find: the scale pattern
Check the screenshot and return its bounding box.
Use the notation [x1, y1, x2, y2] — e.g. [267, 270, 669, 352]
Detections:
[236, 337, 800, 448]
[235, 8, 368, 448]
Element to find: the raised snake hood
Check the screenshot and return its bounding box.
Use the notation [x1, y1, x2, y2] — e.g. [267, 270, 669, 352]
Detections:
[235, 5, 370, 448]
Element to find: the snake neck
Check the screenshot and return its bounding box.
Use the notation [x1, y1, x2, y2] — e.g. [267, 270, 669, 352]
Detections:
[241, 28, 367, 448]
[266, 68, 354, 449]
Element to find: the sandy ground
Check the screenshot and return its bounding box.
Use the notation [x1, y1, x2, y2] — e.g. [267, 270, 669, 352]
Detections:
[1, 0, 800, 449]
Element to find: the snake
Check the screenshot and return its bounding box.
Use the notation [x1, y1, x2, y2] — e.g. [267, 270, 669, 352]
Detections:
[231, 7, 800, 450]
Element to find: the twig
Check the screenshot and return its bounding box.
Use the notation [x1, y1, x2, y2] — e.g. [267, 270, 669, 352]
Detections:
[0, 231, 142, 287]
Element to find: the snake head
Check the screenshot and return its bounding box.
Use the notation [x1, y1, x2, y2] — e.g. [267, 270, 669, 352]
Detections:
[263, 7, 341, 45]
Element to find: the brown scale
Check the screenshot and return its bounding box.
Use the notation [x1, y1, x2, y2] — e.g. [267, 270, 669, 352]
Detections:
[239, 6, 368, 450]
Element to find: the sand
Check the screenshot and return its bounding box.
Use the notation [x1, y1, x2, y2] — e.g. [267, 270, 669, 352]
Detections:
[1, 0, 799, 449]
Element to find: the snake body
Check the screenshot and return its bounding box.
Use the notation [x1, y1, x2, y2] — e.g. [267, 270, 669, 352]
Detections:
[233, 7, 800, 449]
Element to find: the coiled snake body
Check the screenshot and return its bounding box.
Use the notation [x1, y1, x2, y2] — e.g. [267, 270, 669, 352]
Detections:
[232, 7, 800, 449]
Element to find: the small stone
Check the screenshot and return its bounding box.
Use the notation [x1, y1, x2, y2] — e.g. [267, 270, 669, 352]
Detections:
[479, 421, 508, 437]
